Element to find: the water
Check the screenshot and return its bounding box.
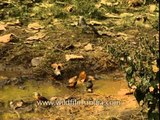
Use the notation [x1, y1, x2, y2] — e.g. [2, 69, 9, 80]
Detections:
[0, 72, 129, 103]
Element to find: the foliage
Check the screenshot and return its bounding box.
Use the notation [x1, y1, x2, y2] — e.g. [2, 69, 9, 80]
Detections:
[107, 36, 159, 119]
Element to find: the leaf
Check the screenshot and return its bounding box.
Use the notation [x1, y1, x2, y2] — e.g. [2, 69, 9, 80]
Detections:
[0, 33, 16, 43]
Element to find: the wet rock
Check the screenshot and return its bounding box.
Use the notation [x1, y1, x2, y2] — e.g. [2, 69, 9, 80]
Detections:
[0, 33, 18, 43]
[65, 54, 84, 61]
[84, 43, 93, 51]
[31, 57, 44, 67]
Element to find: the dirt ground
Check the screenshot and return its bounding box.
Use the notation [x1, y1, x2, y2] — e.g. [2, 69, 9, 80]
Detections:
[0, 0, 159, 119]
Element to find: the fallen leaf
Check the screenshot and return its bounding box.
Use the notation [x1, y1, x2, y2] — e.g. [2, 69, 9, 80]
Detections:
[0, 24, 6, 32]
[65, 54, 84, 61]
[28, 22, 44, 30]
[88, 21, 103, 26]
[149, 4, 156, 13]
[152, 65, 159, 73]
[149, 86, 154, 92]
[0, 33, 16, 43]
[6, 20, 21, 26]
[120, 13, 134, 18]
[27, 32, 46, 40]
[84, 43, 93, 51]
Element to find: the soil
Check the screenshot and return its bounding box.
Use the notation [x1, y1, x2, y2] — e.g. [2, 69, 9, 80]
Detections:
[0, 0, 159, 119]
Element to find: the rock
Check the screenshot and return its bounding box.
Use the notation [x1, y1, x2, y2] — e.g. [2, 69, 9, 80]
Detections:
[0, 33, 17, 43]
[27, 32, 46, 41]
[65, 54, 84, 61]
[28, 22, 44, 30]
[149, 4, 157, 13]
[84, 43, 93, 51]
[31, 57, 44, 67]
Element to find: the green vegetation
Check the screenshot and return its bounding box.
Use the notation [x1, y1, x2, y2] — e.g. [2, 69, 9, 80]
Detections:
[107, 36, 159, 119]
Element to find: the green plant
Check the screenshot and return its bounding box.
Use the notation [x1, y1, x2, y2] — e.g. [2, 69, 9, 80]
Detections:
[107, 36, 159, 119]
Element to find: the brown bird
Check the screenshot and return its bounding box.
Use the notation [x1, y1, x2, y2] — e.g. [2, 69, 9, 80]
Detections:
[34, 92, 48, 102]
[78, 71, 87, 83]
[67, 76, 78, 88]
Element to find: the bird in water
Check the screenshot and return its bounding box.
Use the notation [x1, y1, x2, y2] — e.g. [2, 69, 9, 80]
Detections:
[77, 71, 87, 83]
[67, 76, 78, 88]
[86, 78, 93, 93]
[9, 100, 24, 110]
[34, 92, 49, 102]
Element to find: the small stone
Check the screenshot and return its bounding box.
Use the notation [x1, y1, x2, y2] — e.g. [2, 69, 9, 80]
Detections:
[31, 57, 43, 67]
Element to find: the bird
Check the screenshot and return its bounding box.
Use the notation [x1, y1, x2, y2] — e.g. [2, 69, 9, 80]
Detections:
[77, 71, 87, 83]
[34, 92, 49, 102]
[9, 100, 24, 110]
[78, 16, 100, 36]
[67, 76, 77, 88]
[86, 79, 93, 93]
